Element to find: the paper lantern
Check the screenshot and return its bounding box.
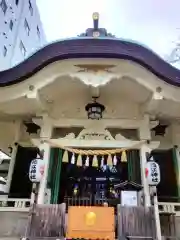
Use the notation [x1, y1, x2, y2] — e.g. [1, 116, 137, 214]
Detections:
[145, 161, 160, 186]
[29, 158, 45, 182]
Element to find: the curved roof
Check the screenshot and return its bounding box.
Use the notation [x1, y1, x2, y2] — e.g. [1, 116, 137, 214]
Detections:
[0, 13, 180, 87]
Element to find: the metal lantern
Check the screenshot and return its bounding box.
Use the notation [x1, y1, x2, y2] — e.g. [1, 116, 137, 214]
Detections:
[85, 98, 105, 120]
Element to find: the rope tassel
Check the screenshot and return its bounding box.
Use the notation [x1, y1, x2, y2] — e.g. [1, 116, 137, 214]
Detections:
[85, 155, 89, 166]
[101, 156, 104, 167]
[92, 155, 98, 167]
[121, 150, 127, 162]
[77, 154, 82, 166]
[107, 154, 112, 166]
[113, 155, 117, 165]
[71, 153, 75, 164]
[62, 150, 69, 163]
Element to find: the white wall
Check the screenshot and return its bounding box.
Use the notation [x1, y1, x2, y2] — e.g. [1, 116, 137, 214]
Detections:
[0, 0, 46, 71]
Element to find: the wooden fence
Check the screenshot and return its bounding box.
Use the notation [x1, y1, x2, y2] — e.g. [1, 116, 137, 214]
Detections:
[24, 203, 66, 239]
[117, 205, 156, 239]
[22, 204, 157, 239]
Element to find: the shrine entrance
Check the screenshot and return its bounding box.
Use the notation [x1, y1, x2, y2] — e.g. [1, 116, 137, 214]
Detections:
[47, 147, 141, 207]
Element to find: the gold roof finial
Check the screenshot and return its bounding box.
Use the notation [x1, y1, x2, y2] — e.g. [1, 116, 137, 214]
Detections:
[92, 12, 99, 30]
[92, 12, 99, 20]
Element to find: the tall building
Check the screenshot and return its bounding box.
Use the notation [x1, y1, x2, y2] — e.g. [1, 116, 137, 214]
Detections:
[0, 0, 46, 71]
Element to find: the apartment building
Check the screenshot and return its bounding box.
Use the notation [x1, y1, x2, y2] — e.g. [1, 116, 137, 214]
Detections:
[0, 0, 46, 70]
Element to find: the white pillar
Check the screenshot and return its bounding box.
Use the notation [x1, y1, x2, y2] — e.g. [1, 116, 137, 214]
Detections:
[139, 115, 151, 206]
[152, 187, 162, 240]
[6, 121, 21, 194]
[139, 144, 151, 206]
[37, 117, 52, 204]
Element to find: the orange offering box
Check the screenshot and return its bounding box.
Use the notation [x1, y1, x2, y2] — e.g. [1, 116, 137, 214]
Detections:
[66, 206, 115, 240]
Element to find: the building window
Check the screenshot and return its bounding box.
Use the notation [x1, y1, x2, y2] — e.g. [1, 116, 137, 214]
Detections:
[24, 19, 30, 35]
[0, 0, 7, 14]
[3, 46, 7, 57]
[9, 20, 13, 30]
[15, 0, 19, 5]
[29, 0, 33, 15]
[37, 26, 40, 39]
[19, 41, 26, 56]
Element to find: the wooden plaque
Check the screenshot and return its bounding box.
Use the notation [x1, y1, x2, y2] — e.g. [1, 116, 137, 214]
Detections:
[66, 206, 115, 240]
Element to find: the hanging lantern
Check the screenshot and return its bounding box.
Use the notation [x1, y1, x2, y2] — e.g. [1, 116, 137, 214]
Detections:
[85, 97, 105, 120]
[145, 160, 160, 186]
[29, 158, 45, 182]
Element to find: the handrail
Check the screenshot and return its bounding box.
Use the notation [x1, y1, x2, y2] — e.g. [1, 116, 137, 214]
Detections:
[0, 197, 30, 212]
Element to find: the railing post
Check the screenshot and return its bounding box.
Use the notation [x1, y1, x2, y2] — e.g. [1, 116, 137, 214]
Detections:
[152, 187, 162, 240]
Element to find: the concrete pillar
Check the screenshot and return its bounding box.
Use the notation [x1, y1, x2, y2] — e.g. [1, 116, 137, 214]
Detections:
[139, 115, 151, 206]
[6, 120, 21, 194]
[37, 117, 52, 204]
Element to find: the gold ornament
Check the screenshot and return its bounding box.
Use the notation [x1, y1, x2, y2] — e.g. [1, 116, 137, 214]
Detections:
[85, 211, 96, 226]
[92, 12, 99, 20]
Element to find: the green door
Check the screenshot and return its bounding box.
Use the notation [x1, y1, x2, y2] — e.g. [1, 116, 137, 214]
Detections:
[127, 150, 141, 183]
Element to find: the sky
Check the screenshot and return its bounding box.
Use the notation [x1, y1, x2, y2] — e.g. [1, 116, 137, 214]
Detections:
[37, 0, 180, 62]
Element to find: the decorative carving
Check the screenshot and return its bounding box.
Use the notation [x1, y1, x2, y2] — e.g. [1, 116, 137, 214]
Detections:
[70, 64, 118, 87]
[79, 132, 112, 140]
[74, 64, 115, 72]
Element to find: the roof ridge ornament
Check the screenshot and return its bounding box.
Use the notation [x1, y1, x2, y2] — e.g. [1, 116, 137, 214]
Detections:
[78, 12, 115, 38]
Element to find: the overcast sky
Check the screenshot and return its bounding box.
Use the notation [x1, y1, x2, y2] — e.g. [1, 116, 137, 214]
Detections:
[37, 0, 180, 59]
